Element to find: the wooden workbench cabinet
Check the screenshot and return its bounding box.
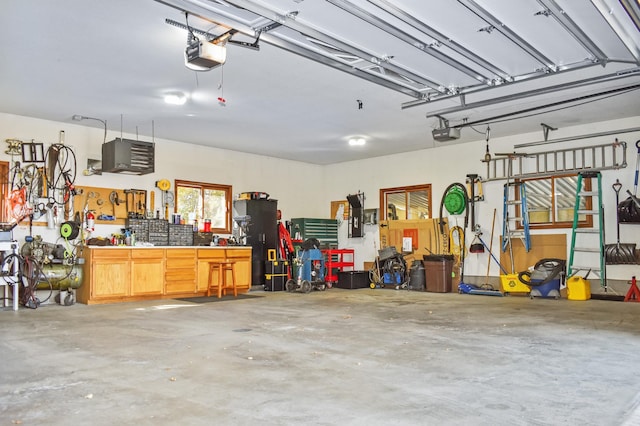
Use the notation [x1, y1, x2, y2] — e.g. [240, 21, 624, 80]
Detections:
[77, 246, 252, 304]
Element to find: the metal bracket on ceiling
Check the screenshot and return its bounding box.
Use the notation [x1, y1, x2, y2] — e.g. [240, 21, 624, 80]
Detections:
[541, 123, 557, 141]
[534, 9, 552, 17]
[166, 18, 262, 51]
[435, 115, 450, 129]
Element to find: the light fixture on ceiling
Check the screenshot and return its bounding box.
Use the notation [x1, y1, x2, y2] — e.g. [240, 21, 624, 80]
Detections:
[348, 137, 366, 146]
[164, 92, 187, 105]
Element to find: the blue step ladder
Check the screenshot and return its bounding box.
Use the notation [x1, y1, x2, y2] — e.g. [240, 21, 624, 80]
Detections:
[568, 171, 606, 288]
[502, 180, 531, 272]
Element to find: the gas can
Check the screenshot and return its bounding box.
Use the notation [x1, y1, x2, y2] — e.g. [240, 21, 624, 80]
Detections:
[567, 276, 591, 300]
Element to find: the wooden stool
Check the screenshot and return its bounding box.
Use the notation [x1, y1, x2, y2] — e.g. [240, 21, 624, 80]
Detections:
[207, 260, 237, 298]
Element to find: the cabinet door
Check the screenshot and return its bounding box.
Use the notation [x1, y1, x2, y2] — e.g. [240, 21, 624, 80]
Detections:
[131, 250, 164, 296]
[226, 248, 252, 290]
[92, 260, 130, 298]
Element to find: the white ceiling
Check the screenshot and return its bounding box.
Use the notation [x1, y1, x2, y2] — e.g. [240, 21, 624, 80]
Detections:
[1, 0, 639, 165]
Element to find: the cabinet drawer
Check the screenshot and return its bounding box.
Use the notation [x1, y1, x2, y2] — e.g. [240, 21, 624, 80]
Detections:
[197, 249, 227, 259]
[91, 249, 130, 259]
[166, 248, 196, 258]
[165, 280, 197, 294]
[131, 249, 164, 259]
[225, 248, 251, 258]
[166, 258, 196, 269]
[165, 269, 196, 281]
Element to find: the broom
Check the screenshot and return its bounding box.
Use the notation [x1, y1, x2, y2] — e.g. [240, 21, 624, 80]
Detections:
[481, 209, 497, 290]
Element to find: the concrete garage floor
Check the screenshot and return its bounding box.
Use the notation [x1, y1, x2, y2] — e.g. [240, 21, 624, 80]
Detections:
[2, 289, 640, 426]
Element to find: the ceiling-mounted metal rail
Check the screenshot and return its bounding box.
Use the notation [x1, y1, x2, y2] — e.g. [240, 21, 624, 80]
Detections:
[222, 0, 444, 92]
[423, 67, 640, 117]
[155, 0, 426, 98]
[515, 127, 640, 149]
[536, 0, 607, 65]
[591, 0, 640, 63]
[457, 0, 555, 69]
[366, 0, 509, 81]
[484, 141, 627, 181]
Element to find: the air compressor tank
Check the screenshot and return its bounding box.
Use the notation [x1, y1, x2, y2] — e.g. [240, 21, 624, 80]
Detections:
[36, 264, 83, 290]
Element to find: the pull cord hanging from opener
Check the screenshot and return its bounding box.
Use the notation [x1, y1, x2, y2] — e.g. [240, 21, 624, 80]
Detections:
[217, 64, 226, 106]
[484, 125, 491, 162]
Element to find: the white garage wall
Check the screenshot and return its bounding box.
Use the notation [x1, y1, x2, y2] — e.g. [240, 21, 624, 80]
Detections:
[0, 113, 325, 243]
[324, 116, 640, 282]
[2, 112, 639, 283]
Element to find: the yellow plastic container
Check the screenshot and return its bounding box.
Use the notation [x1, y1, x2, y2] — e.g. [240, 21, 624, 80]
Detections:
[566, 276, 591, 300]
[501, 273, 531, 294]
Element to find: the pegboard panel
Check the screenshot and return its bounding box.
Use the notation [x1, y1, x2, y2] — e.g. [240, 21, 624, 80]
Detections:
[75, 186, 129, 225]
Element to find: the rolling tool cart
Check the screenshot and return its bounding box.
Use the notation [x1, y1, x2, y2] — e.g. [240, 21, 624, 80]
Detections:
[285, 239, 327, 293]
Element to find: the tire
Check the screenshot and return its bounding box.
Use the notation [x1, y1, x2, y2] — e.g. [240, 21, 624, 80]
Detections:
[285, 279, 296, 292]
[301, 280, 312, 293]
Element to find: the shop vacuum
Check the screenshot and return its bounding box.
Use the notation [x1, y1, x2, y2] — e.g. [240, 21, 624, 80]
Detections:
[517, 258, 566, 299]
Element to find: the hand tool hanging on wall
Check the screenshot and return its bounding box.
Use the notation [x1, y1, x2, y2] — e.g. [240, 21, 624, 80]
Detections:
[124, 189, 147, 219]
[469, 225, 484, 253]
[605, 179, 637, 264]
[618, 140, 640, 223]
[465, 174, 484, 230]
[109, 191, 122, 217]
[156, 179, 173, 220]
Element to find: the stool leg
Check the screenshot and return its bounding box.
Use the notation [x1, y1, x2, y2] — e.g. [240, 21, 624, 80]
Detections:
[230, 264, 237, 297]
[217, 264, 224, 298]
[207, 263, 215, 297]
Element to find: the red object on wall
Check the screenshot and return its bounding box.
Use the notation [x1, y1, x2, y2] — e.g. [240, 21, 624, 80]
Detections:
[403, 228, 419, 250]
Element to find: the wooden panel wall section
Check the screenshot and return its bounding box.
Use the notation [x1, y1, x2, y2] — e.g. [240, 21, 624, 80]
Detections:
[379, 218, 450, 265]
[75, 186, 129, 225]
[499, 234, 567, 274]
